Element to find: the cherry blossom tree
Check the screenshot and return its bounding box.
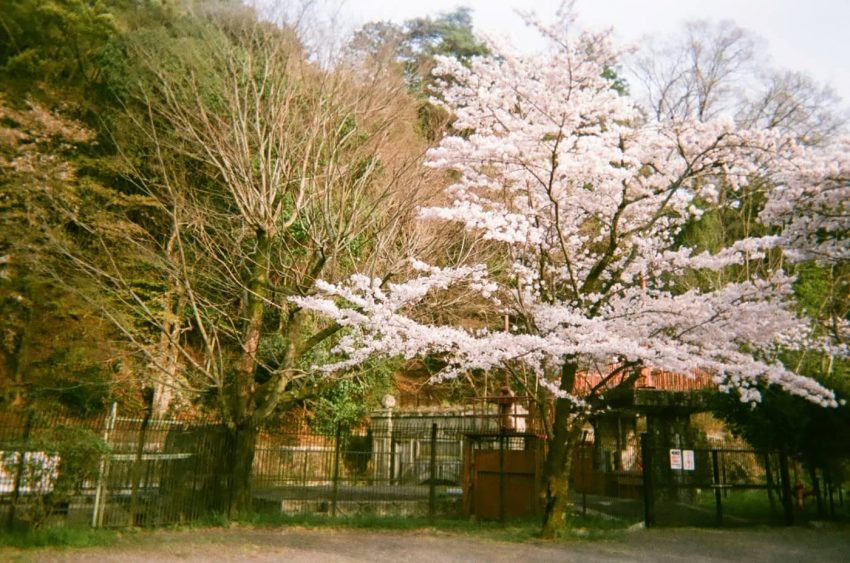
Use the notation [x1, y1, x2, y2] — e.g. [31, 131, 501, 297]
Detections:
[763, 137, 850, 349]
[294, 12, 838, 535]
[765, 138, 850, 266]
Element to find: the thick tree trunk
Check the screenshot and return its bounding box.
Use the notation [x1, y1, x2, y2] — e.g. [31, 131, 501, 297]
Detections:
[232, 229, 271, 421]
[225, 421, 257, 518]
[540, 361, 584, 539]
[152, 289, 184, 417]
[223, 228, 271, 518]
[151, 226, 186, 417]
[9, 303, 33, 406]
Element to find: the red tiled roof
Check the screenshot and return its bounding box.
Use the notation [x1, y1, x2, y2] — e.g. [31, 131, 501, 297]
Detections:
[573, 365, 715, 395]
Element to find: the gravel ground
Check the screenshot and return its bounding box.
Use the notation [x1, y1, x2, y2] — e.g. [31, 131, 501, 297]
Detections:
[2, 525, 849, 562]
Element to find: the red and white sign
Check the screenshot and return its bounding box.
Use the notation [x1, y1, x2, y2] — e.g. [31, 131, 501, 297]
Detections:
[669, 449, 682, 470]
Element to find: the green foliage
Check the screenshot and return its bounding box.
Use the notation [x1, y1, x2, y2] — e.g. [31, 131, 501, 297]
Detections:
[1, 424, 109, 530]
[351, 8, 488, 139]
[0, 526, 117, 549]
[712, 378, 850, 469]
[29, 348, 113, 416]
[792, 262, 850, 343]
[403, 8, 488, 63]
[601, 66, 629, 96]
[0, 0, 117, 86]
[308, 357, 400, 433]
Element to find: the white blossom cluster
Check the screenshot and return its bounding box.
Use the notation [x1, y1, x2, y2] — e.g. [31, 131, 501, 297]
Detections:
[294, 15, 839, 409]
[763, 137, 850, 264]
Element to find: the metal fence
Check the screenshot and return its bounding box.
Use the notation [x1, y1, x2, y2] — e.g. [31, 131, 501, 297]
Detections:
[640, 444, 784, 526]
[0, 407, 531, 530]
[0, 407, 232, 529]
[3, 407, 845, 531]
[253, 422, 463, 518]
[639, 440, 850, 527]
[570, 436, 848, 527]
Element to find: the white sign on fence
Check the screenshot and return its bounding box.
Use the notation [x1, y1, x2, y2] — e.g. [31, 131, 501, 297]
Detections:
[669, 448, 682, 470]
[683, 449, 696, 471]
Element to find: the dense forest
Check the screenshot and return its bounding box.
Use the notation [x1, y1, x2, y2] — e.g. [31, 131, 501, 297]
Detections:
[0, 0, 484, 417]
[1, 0, 847, 527]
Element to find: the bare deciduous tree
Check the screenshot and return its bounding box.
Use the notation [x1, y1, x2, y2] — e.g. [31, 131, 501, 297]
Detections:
[632, 20, 758, 121]
[57, 7, 438, 514]
[631, 19, 847, 144]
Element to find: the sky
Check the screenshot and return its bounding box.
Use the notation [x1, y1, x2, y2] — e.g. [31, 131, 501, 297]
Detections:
[324, 0, 850, 105]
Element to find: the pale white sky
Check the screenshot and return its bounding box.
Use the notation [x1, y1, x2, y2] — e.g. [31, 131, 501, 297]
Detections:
[325, 0, 850, 105]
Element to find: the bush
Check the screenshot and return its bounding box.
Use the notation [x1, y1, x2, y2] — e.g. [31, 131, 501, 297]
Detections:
[2, 425, 109, 530]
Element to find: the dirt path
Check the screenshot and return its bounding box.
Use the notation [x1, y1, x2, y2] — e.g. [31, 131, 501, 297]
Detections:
[3, 525, 849, 562]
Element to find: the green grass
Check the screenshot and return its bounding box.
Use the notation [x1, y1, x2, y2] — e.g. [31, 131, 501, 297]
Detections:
[0, 510, 630, 550]
[694, 489, 784, 523]
[692, 487, 850, 525]
[0, 526, 118, 549]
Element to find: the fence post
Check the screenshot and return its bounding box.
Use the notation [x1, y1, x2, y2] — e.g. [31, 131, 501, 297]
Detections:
[188, 429, 202, 523]
[7, 411, 34, 531]
[826, 469, 836, 519]
[778, 448, 794, 525]
[711, 449, 723, 526]
[331, 422, 342, 518]
[331, 422, 342, 519]
[92, 402, 117, 528]
[129, 400, 153, 527]
[499, 428, 507, 523]
[764, 453, 776, 513]
[581, 439, 587, 517]
[640, 433, 654, 528]
[810, 467, 824, 517]
[429, 423, 437, 523]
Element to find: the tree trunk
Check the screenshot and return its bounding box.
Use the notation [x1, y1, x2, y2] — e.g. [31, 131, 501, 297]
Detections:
[223, 228, 270, 518]
[152, 289, 184, 417]
[231, 228, 271, 421]
[225, 421, 257, 518]
[9, 301, 33, 406]
[541, 361, 584, 539]
[152, 229, 185, 418]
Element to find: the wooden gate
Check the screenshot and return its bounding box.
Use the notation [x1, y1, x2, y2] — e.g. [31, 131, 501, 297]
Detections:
[462, 432, 542, 520]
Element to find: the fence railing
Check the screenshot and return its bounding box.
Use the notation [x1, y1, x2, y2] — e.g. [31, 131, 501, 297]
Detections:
[3, 409, 844, 531]
[641, 440, 796, 527]
[1, 408, 534, 530]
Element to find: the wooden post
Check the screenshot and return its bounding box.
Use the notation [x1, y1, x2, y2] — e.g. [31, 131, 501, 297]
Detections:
[826, 469, 836, 519]
[810, 467, 824, 517]
[581, 440, 588, 517]
[498, 428, 505, 524]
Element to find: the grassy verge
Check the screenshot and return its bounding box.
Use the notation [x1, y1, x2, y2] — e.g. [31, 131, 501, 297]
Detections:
[0, 510, 630, 549]
[695, 488, 849, 522]
[0, 526, 118, 549]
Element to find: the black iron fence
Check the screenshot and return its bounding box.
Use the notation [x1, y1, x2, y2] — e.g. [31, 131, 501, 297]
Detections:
[253, 421, 466, 519]
[641, 442, 785, 526]
[640, 439, 846, 527]
[0, 407, 232, 529]
[1, 407, 532, 530]
[570, 436, 847, 527]
[3, 408, 846, 531]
